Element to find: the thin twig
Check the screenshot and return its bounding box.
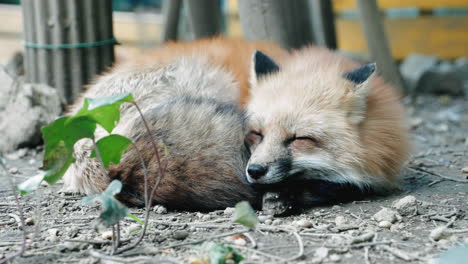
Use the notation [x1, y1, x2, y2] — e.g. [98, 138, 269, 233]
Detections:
[158, 229, 249, 250]
[284, 231, 304, 261]
[380, 245, 415, 261]
[243, 232, 257, 248]
[89, 250, 182, 264]
[408, 166, 468, 183]
[231, 244, 289, 263]
[0, 160, 28, 264]
[114, 102, 167, 254]
[364, 247, 371, 264]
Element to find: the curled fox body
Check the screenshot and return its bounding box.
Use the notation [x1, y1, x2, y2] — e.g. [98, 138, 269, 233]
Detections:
[63, 38, 409, 212]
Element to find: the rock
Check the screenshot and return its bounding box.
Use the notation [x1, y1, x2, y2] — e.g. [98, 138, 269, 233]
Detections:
[378, 221, 392, 228]
[223, 207, 235, 215]
[400, 53, 439, 93]
[294, 219, 313, 228]
[153, 205, 168, 214]
[172, 230, 189, 240]
[4, 148, 28, 160]
[45, 228, 59, 242]
[392, 195, 418, 216]
[417, 61, 468, 95]
[0, 67, 62, 153]
[59, 241, 81, 252]
[264, 219, 272, 225]
[334, 215, 347, 226]
[8, 167, 18, 174]
[373, 208, 398, 223]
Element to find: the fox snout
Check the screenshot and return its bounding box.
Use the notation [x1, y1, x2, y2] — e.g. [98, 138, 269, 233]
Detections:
[246, 164, 268, 179]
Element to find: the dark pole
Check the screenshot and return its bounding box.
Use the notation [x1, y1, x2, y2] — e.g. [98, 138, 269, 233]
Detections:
[161, 0, 182, 42]
[310, 0, 337, 49]
[185, 0, 222, 38]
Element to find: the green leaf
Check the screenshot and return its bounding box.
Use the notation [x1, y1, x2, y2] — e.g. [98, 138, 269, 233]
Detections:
[128, 213, 145, 225]
[81, 180, 128, 226]
[91, 135, 132, 168]
[17, 173, 45, 195]
[198, 242, 244, 264]
[232, 201, 258, 229]
[41, 116, 95, 184]
[438, 244, 468, 264]
[75, 93, 134, 133]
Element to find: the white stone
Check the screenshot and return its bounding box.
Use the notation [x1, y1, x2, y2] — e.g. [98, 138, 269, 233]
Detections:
[378, 221, 392, 228]
[373, 208, 398, 223]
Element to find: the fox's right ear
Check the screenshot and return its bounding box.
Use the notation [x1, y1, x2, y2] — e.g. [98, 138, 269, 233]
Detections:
[250, 50, 280, 87]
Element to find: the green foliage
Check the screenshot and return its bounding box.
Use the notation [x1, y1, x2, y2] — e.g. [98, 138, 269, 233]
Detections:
[438, 244, 468, 264]
[232, 201, 258, 229]
[17, 93, 134, 194]
[91, 135, 132, 168]
[82, 180, 128, 226]
[127, 213, 145, 225]
[199, 242, 244, 264]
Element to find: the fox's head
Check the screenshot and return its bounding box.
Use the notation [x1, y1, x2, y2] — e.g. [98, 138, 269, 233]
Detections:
[244, 50, 392, 188]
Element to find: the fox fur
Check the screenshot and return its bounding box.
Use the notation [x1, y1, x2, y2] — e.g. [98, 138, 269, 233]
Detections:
[245, 47, 410, 203]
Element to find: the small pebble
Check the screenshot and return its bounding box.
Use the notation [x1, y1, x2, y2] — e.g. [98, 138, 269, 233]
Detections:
[430, 226, 450, 241]
[173, 230, 189, 240]
[264, 219, 272, 225]
[127, 223, 141, 233]
[223, 207, 235, 215]
[373, 208, 398, 223]
[25, 217, 34, 225]
[314, 247, 329, 260]
[101, 231, 113, 240]
[202, 214, 211, 221]
[233, 237, 247, 246]
[8, 167, 18, 174]
[258, 215, 272, 223]
[334, 215, 347, 226]
[378, 221, 392, 228]
[294, 219, 313, 228]
[329, 254, 341, 262]
[153, 205, 168, 214]
[272, 219, 282, 225]
[392, 195, 418, 216]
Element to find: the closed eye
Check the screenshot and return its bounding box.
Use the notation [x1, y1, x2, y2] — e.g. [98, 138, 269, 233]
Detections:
[249, 130, 263, 138]
[295, 136, 318, 143]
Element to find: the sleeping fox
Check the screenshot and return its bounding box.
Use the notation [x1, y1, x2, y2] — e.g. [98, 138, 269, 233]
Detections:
[63, 38, 409, 213]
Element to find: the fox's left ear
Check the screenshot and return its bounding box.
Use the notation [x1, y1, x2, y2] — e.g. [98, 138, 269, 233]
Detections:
[343, 63, 376, 124]
[250, 50, 280, 87]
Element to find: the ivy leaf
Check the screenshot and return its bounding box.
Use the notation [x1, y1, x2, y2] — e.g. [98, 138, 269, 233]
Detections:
[198, 242, 244, 264]
[74, 93, 134, 133]
[91, 135, 132, 168]
[17, 172, 45, 195]
[438, 244, 468, 264]
[82, 180, 128, 226]
[232, 201, 258, 229]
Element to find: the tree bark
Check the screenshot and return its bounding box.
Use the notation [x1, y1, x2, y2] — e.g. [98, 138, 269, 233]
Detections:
[185, 0, 222, 38]
[161, 0, 182, 42]
[309, 0, 337, 49]
[356, 0, 405, 93]
[238, 0, 314, 50]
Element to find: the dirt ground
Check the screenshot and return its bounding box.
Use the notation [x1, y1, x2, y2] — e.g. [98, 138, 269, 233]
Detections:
[0, 94, 467, 264]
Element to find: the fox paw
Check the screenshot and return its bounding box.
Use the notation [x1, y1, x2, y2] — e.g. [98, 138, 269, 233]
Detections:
[262, 192, 292, 216]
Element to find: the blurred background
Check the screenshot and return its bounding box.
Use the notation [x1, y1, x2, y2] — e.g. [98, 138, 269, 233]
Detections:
[1, 0, 468, 63]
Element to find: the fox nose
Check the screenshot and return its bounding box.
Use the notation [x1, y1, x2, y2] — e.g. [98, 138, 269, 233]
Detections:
[247, 164, 268, 179]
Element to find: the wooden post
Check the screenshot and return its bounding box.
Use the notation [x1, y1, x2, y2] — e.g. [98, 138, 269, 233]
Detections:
[185, 0, 222, 38]
[161, 0, 182, 42]
[21, 0, 115, 104]
[238, 0, 314, 50]
[355, 0, 405, 93]
[309, 0, 337, 49]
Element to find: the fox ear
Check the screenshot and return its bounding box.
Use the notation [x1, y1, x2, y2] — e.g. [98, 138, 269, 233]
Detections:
[343, 63, 377, 124]
[250, 50, 280, 86]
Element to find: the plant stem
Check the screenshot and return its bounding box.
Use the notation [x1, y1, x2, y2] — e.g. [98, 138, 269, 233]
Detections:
[0, 160, 28, 264]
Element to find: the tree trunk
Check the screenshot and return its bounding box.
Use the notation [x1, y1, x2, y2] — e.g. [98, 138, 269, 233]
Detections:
[185, 0, 222, 38]
[309, 0, 337, 49]
[161, 0, 182, 42]
[21, 0, 115, 104]
[356, 0, 405, 93]
[238, 0, 314, 50]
